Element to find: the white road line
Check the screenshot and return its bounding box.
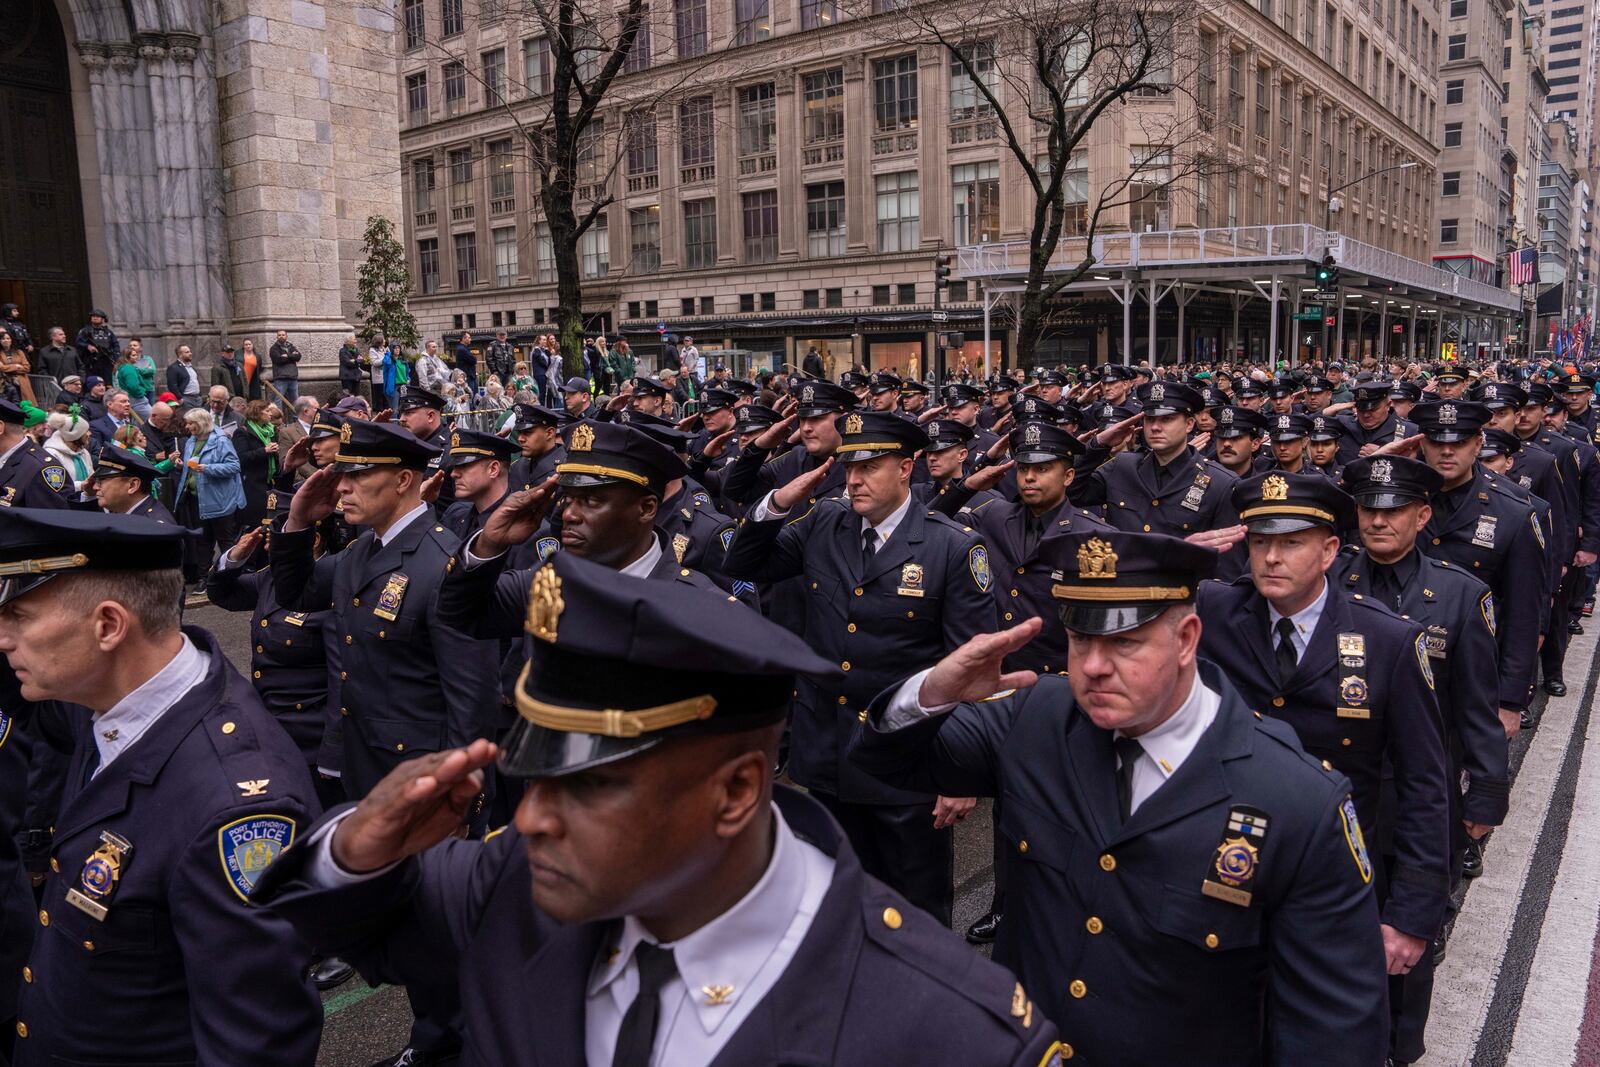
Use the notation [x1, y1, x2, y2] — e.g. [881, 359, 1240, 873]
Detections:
[1418, 626, 1595, 1066]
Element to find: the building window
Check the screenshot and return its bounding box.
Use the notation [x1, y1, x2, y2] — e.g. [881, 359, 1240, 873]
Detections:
[875, 171, 920, 252]
[418, 239, 439, 294]
[411, 157, 435, 213]
[1443, 121, 1461, 147]
[737, 83, 776, 158]
[574, 27, 603, 83]
[576, 118, 605, 191]
[535, 223, 554, 282]
[1128, 146, 1172, 231]
[802, 289, 820, 309]
[1439, 217, 1458, 242]
[872, 284, 890, 304]
[581, 214, 609, 278]
[448, 147, 473, 206]
[735, 0, 771, 45]
[624, 9, 653, 73]
[625, 110, 658, 179]
[743, 190, 779, 263]
[800, 0, 837, 29]
[682, 297, 697, 316]
[676, 0, 708, 58]
[488, 139, 514, 201]
[1227, 49, 1244, 127]
[492, 227, 517, 287]
[1447, 33, 1465, 60]
[404, 0, 424, 50]
[1253, 64, 1269, 141]
[806, 181, 845, 257]
[949, 41, 997, 119]
[897, 282, 916, 304]
[406, 72, 428, 123]
[441, 0, 463, 37]
[1442, 171, 1460, 196]
[482, 49, 506, 106]
[1063, 149, 1088, 234]
[803, 68, 845, 144]
[684, 199, 717, 268]
[481, 0, 502, 21]
[1197, 32, 1217, 117]
[454, 232, 478, 290]
[629, 206, 661, 273]
[524, 38, 552, 95]
[740, 294, 756, 312]
[443, 61, 466, 112]
[951, 161, 999, 244]
[1445, 78, 1462, 103]
[873, 54, 919, 132]
[699, 296, 714, 314]
[680, 95, 715, 168]
[825, 288, 842, 308]
[1449, 0, 1465, 15]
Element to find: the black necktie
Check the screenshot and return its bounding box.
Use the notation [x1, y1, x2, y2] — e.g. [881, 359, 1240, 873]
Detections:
[1114, 737, 1143, 821]
[1023, 514, 1042, 558]
[1274, 617, 1298, 687]
[612, 942, 678, 1067]
[1370, 564, 1401, 611]
[862, 526, 878, 572]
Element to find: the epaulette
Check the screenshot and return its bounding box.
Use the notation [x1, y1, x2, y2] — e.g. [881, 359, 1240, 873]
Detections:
[1251, 711, 1342, 777]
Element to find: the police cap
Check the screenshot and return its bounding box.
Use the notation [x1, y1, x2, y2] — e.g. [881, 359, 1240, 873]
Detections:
[307, 408, 346, 439]
[1213, 406, 1268, 439]
[700, 388, 740, 413]
[631, 376, 671, 398]
[1011, 421, 1084, 464]
[1308, 414, 1344, 441]
[943, 382, 985, 407]
[1341, 455, 1442, 509]
[1100, 364, 1137, 383]
[1560, 372, 1595, 394]
[332, 420, 442, 473]
[834, 410, 929, 463]
[443, 427, 519, 469]
[923, 420, 975, 453]
[1480, 428, 1522, 457]
[900, 380, 932, 397]
[558, 421, 686, 496]
[1433, 366, 1468, 384]
[1232, 377, 1266, 399]
[1013, 395, 1065, 424]
[396, 385, 446, 413]
[1134, 380, 1202, 416]
[501, 552, 838, 777]
[1352, 380, 1395, 411]
[94, 446, 163, 485]
[733, 403, 781, 434]
[1232, 471, 1354, 534]
[0, 508, 185, 607]
[1037, 369, 1070, 388]
[1474, 381, 1525, 409]
[1388, 381, 1423, 403]
[793, 380, 856, 418]
[868, 372, 903, 395]
[1266, 412, 1314, 441]
[1411, 399, 1489, 442]
[1044, 531, 1216, 636]
[514, 403, 561, 431]
[1526, 381, 1560, 408]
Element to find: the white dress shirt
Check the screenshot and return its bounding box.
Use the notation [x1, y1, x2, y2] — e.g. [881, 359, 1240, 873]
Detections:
[90, 635, 210, 776]
[0, 434, 26, 473]
[1266, 577, 1329, 664]
[882, 667, 1221, 815]
[304, 803, 835, 1066]
[377, 501, 432, 547]
[463, 530, 662, 576]
[752, 485, 914, 556]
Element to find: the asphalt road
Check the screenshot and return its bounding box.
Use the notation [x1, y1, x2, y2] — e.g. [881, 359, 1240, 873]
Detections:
[194, 598, 1600, 1067]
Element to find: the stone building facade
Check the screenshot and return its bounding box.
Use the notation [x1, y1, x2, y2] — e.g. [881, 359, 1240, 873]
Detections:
[7, 0, 401, 384]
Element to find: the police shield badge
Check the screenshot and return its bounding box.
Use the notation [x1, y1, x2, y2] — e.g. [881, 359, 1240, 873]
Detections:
[219, 815, 296, 902]
[373, 572, 410, 621]
[65, 830, 133, 921]
[1202, 805, 1270, 906]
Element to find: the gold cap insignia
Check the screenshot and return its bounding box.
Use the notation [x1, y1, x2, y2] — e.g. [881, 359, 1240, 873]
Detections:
[451, 432, 461, 448]
[844, 413, 864, 435]
[570, 423, 595, 452]
[1077, 537, 1118, 579]
[339, 421, 353, 444]
[1261, 474, 1289, 501]
[265, 492, 277, 512]
[527, 566, 565, 642]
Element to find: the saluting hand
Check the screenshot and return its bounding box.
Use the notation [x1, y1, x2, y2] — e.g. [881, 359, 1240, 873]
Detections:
[753, 413, 798, 451]
[985, 433, 1011, 462]
[915, 404, 949, 425]
[280, 435, 312, 472]
[990, 411, 1014, 436]
[284, 465, 341, 533]
[1370, 433, 1423, 458]
[1186, 523, 1246, 554]
[420, 469, 447, 505]
[330, 739, 500, 874]
[917, 618, 1044, 708]
[772, 457, 834, 511]
[225, 527, 266, 564]
[476, 476, 559, 558]
[700, 427, 736, 460]
[1094, 412, 1143, 449]
[1188, 431, 1212, 453]
[964, 459, 1014, 493]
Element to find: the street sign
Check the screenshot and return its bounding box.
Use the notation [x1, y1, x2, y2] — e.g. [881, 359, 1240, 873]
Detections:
[1292, 312, 1323, 321]
[1311, 290, 1340, 303]
[1392, 324, 1405, 333]
[931, 310, 949, 323]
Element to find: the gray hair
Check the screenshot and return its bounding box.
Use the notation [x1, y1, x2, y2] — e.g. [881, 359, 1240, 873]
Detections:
[184, 408, 214, 432]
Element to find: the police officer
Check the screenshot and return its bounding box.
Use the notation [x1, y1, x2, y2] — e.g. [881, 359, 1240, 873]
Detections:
[1232, 376, 1267, 411]
[1559, 371, 1600, 442]
[1336, 380, 1419, 464]
[1303, 375, 1336, 415]
[0, 509, 322, 1066]
[1433, 365, 1470, 400]
[899, 379, 932, 419]
[440, 428, 518, 542]
[720, 380, 853, 510]
[1265, 413, 1319, 475]
[507, 403, 565, 492]
[1070, 381, 1243, 544]
[1098, 363, 1139, 410]
[725, 411, 997, 925]
[1389, 381, 1423, 423]
[0, 399, 72, 508]
[393, 385, 457, 515]
[1265, 377, 1301, 415]
[915, 420, 995, 512]
[866, 372, 903, 412]
[1309, 414, 1346, 479]
[695, 402, 779, 515]
[90, 448, 176, 522]
[849, 530, 1387, 1063]
[624, 375, 672, 417]
[1205, 407, 1271, 478]
[977, 377, 1016, 429]
[1411, 400, 1546, 734]
[257, 552, 1068, 1066]
[688, 386, 740, 457]
[1333, 456, 1507, 1064]
[940, 382, 1000, 473]
[1197, 472, 1450, 1004]
[269, 420, 499, 1066]
[1033, 368, 1069, 406]
[1539, 394, 1600, 639]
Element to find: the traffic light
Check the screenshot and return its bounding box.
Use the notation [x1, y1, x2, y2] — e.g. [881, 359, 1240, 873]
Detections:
[940, 332, 966, 349]
[935, 255, 953, 290]
[1315, 253, 1338, 287]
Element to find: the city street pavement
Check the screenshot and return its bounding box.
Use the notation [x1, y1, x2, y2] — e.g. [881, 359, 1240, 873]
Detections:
[189, 599, 1600, 1066]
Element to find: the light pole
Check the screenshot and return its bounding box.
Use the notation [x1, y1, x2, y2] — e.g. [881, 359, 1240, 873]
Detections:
[1319, 160, 1419, 362]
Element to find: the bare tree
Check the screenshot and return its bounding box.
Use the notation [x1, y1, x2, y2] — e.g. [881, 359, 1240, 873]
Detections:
[851, 0, 1223, 363]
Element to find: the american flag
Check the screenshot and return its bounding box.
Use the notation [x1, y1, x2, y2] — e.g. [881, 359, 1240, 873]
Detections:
[1508, 246, 1538, 286]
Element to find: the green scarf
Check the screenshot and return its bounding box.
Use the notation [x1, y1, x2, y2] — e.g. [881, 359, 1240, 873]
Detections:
[246, 419, 277, 481]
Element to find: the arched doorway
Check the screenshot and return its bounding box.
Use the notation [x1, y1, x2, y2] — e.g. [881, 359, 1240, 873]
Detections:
[0, 0, 91, 340]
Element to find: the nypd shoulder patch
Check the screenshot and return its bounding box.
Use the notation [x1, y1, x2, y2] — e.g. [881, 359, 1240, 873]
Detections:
[969, 545, 992, 592]
[0, 709, 10, 751]
[1339, 796, 1372, 884]
[42, 465, 68, 493]
[536, 536, 560, 561]
[1480, 592, 1496, 639]
[218, 814, 296, 901]
[1530, 512, 1546, 551]
[719, 526, 735, 552]
[1413, 632, 1435, 690]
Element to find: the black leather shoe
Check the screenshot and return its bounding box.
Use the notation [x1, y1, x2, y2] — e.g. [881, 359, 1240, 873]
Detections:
[1545, 679, 1568, 697]
[309, 955, 355, 990]
[1569, 620, 1584, 635]
[1521, 709, 1535, 730]
[966, 910, 1003, 944]
[1462, 839, 1484, 880]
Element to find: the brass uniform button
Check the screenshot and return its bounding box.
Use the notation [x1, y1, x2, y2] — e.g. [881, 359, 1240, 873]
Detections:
[1272, 697, 1285, 707]
[1432, 537, 1441, 545]
[82, 940, 94, 951]
[1085, 916, 1103, 934]
[395, 743, 405, 752]
[255, 644, 264, 653]
[1060, 1044, 1073, 1059]
[882, 907, 902, 930]
[222, 722, 236, 735]
[378, 630, 385, 638]
[1016, 566, 1025, 575]
[22, 966, 32, 982]
[1004, 612, 1013, 621]
[1069, 979, 1087, 998]
[15, 1021, 26, 1038]
[37, 910, 47, 927]
[1322, 759, 1333, 770]
[1342, 738, 1352, 746]
[252, 671, 262, 679]
[353, 597, 361, 606]
[1205, 933, 1219, 949]
[340, 671, 348, 681]
[340, 707, 349, 716]
[1099, 853, 1116, 872]
[1018, 840, 1029, 854]
[1010, 589, 1019, 597]
[344, 635, 353, 645]
[841, 661, 850, 671]
[854, 587, 864, 596]
[259, 619, 268, 628]
[49, 858, 59, 873]
[857, 710, 868, 722]
[847, 623, 857, 633]
[680, 569, 690, 577]
[1142, 524, 1151, 532]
